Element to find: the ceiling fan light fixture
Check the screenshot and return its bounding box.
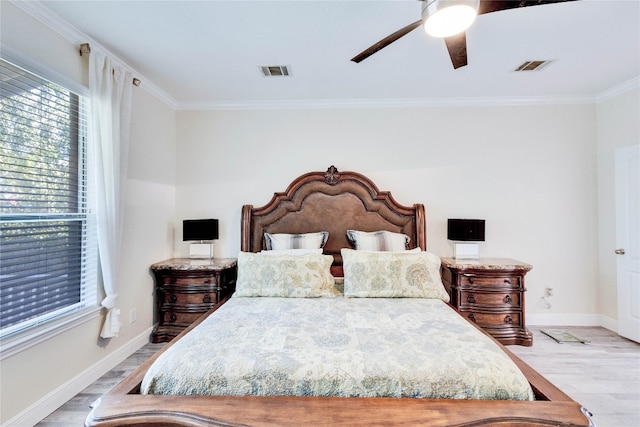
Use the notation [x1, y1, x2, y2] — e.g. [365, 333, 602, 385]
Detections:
[423, 0, 479, 38]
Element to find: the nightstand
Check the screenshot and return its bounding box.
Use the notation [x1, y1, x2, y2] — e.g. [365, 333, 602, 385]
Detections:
[150, 258, 237, 343]
[440, 258, 533, 346]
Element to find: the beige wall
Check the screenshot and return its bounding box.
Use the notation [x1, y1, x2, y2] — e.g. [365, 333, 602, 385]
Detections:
[596, 87, 640, 322]
[2, 0, 638, 424]
[174, 104, 599, 319]
[0, 2, 176, 424]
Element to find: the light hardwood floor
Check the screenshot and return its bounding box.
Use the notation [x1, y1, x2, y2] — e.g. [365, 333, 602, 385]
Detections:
[36, 326, 639, 427]
[509, 326, 640, 427]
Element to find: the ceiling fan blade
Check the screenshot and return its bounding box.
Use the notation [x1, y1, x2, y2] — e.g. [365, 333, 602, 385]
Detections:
[444, 33, 468, 69]
[351, 20, 423, 63]
[352, 0, 577, 67]
[478, 0, 579, 16]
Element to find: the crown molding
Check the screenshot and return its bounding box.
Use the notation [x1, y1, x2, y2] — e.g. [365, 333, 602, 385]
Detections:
[596, 76, 640, 103]
[10, 0, 84, 45]
[10, 0, 178, 110]
[11, 1, 636, 113]
[176, 94, 597, 111]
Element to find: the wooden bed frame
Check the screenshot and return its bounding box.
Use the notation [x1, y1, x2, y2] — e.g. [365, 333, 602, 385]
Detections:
[86, 166, 593, 426]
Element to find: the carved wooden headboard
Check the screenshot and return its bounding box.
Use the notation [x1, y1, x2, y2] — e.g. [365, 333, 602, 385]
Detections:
[241, 166, 426, 276]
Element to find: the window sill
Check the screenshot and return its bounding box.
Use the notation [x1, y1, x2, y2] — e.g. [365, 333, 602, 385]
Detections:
[0, 307, 101, 360]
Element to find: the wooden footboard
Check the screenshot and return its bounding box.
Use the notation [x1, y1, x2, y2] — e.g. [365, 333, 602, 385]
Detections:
[87, 355, 594, 427]
[87, 395, 592, 427]
[85, 298, 593, 427]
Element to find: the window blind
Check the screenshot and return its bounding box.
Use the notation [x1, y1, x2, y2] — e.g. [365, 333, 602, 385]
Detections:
[0, 58, 97, 338]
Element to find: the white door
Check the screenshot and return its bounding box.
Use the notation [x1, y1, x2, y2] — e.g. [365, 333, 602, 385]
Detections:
[616, 145, 640, 342]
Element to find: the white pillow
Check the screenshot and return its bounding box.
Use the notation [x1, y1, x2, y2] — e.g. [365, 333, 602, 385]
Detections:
[264, 231, 329, 250]
[357, 248, 422, 254]
[235, 251, 338, 297]
[260, 249, 323, 256]
[346, 230, 411, 251]
[341, 248, 449, 301]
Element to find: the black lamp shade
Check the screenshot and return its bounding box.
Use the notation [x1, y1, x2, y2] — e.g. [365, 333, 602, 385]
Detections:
[183, 219, 219, 241]
[447, 219, 485, 242]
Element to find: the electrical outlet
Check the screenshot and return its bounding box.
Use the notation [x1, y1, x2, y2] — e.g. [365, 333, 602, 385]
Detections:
[129, 308, 137, 324]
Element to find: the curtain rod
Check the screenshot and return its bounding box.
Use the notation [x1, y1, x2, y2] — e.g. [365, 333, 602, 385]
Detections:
[79, 43, 140, 87]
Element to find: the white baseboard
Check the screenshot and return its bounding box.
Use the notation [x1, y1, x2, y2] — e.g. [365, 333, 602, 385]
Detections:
[527, 313, 618, 332]
[5, 327, 153, 427]
[598, 315, 618, 332]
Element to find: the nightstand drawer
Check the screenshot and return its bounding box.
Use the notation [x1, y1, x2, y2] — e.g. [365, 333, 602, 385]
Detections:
[462, 311, 522, 328]
[151, 258, 238, 343]
[459, 274, 520, 288]
[163, 275, 217, 286]
[460, 291, 521, 308]
[162, 310, 206, 326]
[441, 258, 533, 346]
[164, 292, 217, 305]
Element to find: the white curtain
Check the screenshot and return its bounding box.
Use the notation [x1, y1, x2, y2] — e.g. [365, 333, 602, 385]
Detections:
[89, 50, 133, 338]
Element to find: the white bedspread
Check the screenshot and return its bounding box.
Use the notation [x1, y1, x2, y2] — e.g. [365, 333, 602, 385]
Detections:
[141, 297, 534, 400]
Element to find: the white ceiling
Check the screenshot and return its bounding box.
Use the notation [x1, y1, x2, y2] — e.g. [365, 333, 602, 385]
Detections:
[32, 0, 640, 108]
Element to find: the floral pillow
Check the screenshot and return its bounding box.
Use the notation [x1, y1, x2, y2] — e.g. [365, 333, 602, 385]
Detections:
[264, 231, 329, 250]
[341, 249, 449, 301]
[235, 251, 338, 297]
[346, 230, 410, 251]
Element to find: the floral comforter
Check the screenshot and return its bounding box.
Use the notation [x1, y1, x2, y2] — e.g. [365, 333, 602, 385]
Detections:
[141, 297, 534, 400]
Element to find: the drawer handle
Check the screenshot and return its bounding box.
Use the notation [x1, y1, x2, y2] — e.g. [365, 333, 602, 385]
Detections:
[467, 294, 476, 304]
[204, 278, 211, 284]
[468, 314, 476, 323]
[504, 279, 511, 284]
[503, 295, 512, 304]
[169, 313, 177, 322]
[203, 294, 211, 303]
[169, 294, 177, 303]
[170, 277, 177, 284]
[504, 315, 513, 324]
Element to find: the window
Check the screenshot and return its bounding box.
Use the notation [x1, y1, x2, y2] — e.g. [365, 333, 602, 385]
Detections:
[0, 58, 97, 341]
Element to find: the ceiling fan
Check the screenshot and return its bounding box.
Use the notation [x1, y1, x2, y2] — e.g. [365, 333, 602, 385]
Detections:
[351, 0, 578, 69]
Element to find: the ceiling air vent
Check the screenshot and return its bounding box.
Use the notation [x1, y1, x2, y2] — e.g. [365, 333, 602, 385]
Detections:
[514, 60, 553, 72]
[261, 65, 290, 77]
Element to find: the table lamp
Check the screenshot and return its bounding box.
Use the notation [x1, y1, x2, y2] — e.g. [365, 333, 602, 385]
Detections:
[447, 218, 485, 259]
[183, 219, 219, 258]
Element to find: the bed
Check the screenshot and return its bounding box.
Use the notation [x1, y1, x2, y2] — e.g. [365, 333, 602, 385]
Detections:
[86, 166, 594, 426]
